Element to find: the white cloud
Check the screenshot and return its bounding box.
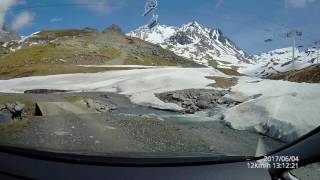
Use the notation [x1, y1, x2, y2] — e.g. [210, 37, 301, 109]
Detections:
[0, 0, 18, 28]
[50, 17, 63, 23]
[285, 0, 317, 8]
[74, 0, 111, 14]
[73, 0, 125, 15]
[11, 11, 34, 30]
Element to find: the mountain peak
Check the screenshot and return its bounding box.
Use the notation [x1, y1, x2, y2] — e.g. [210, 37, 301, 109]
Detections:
[127, 24, 176, 44]
[181, 21, 205, 30]
[103, 24, 123, 34]
[188, 21, 201, 27]
[128, 22, 252, 66]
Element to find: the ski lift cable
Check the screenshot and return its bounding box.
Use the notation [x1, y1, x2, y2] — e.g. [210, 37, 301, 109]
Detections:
[216, 5, 290, 35]
[142, 0, 159, 29]
[217, 4, 317, 44]
[10, 3, 115, 11]
[9, 1, 317, 43]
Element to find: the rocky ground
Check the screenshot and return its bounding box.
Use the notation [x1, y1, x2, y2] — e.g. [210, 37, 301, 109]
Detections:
[0, 91, 285, 156]
[156, 89, 240, 114]
[6, 89, 318, 179]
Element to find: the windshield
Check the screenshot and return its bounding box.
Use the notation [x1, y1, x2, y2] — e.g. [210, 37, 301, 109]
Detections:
[0, 0, 319, 161]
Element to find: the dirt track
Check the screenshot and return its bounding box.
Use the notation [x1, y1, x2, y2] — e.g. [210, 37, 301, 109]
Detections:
[0, 92, 284, 156]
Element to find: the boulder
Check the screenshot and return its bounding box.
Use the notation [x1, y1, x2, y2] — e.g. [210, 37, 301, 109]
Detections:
[196, 100, 210, 109]
[182, 100, 193, 106]
[14, 104, 25, 112]
[5, 103, 15, 112]
[217, 97, 235, 105]
[0, 104, 5, 110]
[172, 93, 186, 101]
[84, 98, 116, 112]
[156, 89, 231, 114]
[1, 103, 25, 120]
[185, 104, 199, 114]
[223, 92, 250, 103]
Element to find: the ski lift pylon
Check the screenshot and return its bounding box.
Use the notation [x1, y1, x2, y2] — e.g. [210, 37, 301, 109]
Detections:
[264, 38, 273, 43]
[286, 30, 302, 38]
[143, 0, 158, 17]
[142, 0, 159, 29]
[148, 14, 159, 29]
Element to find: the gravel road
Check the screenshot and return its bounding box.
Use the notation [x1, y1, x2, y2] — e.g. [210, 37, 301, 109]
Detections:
[0, 92, 285, 156]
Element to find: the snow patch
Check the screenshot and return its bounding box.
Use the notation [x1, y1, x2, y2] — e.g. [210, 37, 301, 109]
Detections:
[0, 68, 223, 111]
[243, 47, 319, 77]
[0, 67, 318, 142]
[18, 31, 40, 44]
[224, 77, 320, 142]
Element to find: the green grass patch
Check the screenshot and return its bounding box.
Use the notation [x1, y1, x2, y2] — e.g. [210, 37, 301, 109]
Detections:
[96, 47, 121, 59]
[218, 60, 232, 65]
[67, 96, 85, 102]
[36, 29, 96, 38]
[0, 117, 33, 134]
[206, 76, 239, 89]
[0, 40, 122, 70]
[217, 67, 241, 76]
[208, 60, 219, 68]
[0, 46, 9, 58]
[0, 64, 146, 79]
[267, 64, 320, 83]
[125, 55, 177, 66]
[208, 60, 241, 76]
[0, 43, 73, 66]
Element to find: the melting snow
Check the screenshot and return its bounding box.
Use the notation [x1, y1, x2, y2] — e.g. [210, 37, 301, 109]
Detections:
[0, 68, 318, 142]
[18, 31, 40, 44]
[224, 77, 320, 142]
[0, 68, 223, 110]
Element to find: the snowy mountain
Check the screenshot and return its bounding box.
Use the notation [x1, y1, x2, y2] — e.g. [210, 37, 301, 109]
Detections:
[242, 47, 319, 76]
[128, 22, 320, 78]
[127, 21, 254, 66]
[0, 26, 20, 42]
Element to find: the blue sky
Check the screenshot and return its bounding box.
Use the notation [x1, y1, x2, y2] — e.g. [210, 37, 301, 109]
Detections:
[3, 0, 320, 54]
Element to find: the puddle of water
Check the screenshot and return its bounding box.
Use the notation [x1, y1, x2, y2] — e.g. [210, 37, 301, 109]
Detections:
[160, 105, 227, 122]
[0, 114, 11, 124]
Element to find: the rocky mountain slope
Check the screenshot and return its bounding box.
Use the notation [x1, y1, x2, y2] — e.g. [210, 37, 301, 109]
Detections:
[267, 64, 320, 83]
[0, 26, 20, 43]
[0, 25, 201, 79]
[128, 22, 320, 81]
[1, 22, 318, 82]
[128, 21, 254, 67]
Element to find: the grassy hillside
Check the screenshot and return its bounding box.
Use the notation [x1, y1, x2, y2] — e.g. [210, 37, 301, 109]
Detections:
[0, 26, 202, 79]
[208, 60, 241, 76]
[267, 64, 320, 83]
